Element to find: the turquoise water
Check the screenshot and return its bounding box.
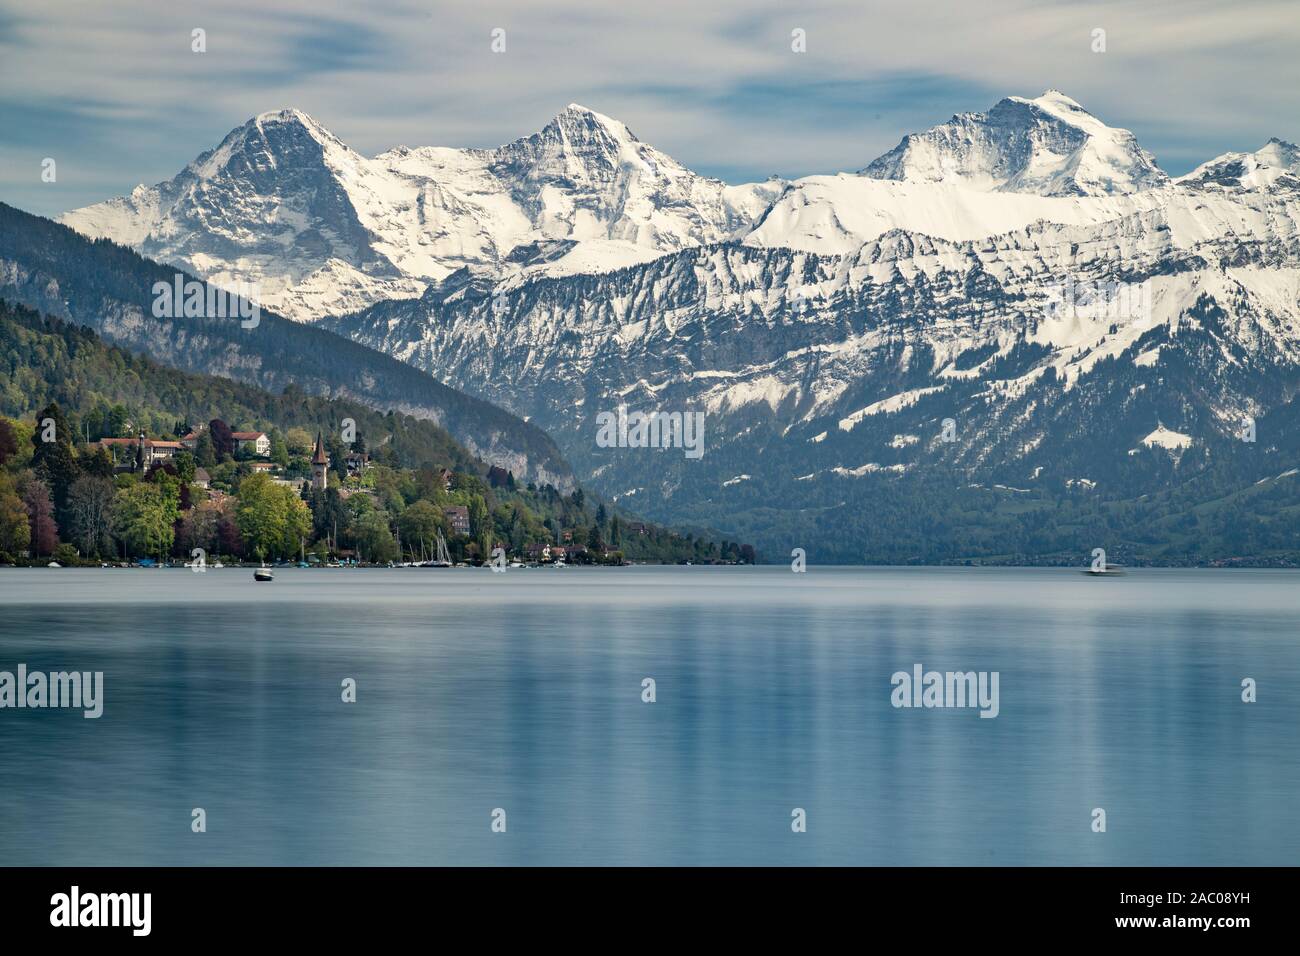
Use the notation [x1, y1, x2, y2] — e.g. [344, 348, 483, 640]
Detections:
[0, 566, 1296, 865]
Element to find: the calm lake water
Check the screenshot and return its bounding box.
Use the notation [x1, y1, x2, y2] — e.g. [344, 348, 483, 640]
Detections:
[0, 566, 1297, 866]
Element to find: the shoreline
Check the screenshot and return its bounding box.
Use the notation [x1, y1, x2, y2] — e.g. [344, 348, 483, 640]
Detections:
[3, 562, 1298, 572]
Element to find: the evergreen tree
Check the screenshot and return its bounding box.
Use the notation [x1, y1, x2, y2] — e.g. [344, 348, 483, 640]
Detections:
[326, 434, 347, 478]
[194, 431, 216, 468]
[0, 419, 17, 467]
[30, 402, 80, 518]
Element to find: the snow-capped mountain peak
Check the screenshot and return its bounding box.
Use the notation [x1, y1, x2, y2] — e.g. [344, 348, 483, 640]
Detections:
[861, 89, 1168, 196]
[1010, 89, 1098, 126]
[60, 92, 1292, 326]
[61, 105, 786, 319]
[538, 102, 642, 151]
[252, 107, 331, 136]
[1259, 137, 1300, 167]
[560, 102, 631, 130]
[494, 102, 670, 195]
[1178, 137, 1300, 190]
[185, 107, 360, 181]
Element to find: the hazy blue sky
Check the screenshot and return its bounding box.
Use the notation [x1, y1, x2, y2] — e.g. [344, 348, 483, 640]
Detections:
[2, 0, 1297, 216]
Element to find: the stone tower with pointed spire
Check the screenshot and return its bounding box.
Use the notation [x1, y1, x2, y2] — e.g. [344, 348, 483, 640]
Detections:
[311, 432, 329, 490]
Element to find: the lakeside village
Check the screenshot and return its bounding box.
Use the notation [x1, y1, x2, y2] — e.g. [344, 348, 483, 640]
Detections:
[0, 406, 756, 569]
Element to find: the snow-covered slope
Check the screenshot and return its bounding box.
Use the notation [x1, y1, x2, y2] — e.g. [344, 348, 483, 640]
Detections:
[321, 190, 1300, 488]
[860, 90, 1168, 196]
[60, 91, 1270, 323]
[744, 173, 1300, 254]
[1177, 138, 1300, 191]
[62, 105, 784, 320]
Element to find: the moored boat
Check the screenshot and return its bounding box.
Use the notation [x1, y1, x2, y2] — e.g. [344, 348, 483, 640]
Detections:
[421, 531, 453, 568]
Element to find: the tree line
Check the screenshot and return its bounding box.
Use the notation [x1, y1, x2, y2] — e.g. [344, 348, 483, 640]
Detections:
[0, 300, 755, 566]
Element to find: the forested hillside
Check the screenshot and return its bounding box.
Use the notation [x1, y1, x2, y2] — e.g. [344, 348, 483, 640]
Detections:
[0, 201, 571, 486]
[0, 300, 752, 566]
[1, 299, 476, 471]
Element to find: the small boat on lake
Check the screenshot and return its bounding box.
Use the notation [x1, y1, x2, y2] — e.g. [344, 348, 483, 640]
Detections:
[254, 566, 274, 582]
[421, 531, 453, 568]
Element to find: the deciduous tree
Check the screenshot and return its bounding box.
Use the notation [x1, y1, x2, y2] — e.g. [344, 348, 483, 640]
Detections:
[23, 477, 59, 557]
[66, 475, 116, 557]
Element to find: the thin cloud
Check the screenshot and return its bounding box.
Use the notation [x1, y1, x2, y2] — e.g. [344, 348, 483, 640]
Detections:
[0, 0, 1295, 217]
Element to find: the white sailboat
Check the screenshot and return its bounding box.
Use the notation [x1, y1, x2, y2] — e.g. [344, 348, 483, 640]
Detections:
[422, 531, 452, 568]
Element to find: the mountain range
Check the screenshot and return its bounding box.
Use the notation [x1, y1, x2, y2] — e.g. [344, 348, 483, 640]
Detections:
[55, 91, 1300, 562]
[61, 103, 784, 321]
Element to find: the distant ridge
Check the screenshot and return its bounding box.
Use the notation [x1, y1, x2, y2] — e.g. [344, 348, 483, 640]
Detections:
[0, 201, 573, 487]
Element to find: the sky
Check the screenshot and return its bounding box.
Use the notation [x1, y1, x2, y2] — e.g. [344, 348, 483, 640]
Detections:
[1, 0, 1297, 217]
